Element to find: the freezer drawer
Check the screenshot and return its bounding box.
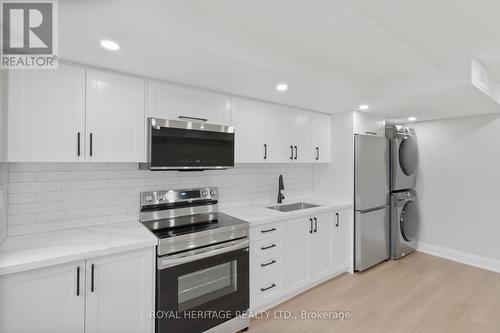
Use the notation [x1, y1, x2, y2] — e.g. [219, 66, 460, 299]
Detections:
[355, 207, 390, 271]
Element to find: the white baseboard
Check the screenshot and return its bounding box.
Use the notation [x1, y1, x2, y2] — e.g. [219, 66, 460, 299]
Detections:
[417, 242, 500, 273]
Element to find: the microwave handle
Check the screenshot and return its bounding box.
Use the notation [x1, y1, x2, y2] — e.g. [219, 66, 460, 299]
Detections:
[178, 115, 208, 122]
[158, 239, 249, 269]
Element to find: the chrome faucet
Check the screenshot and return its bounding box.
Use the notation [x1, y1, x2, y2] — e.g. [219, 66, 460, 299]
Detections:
[277, 174, 285, 204]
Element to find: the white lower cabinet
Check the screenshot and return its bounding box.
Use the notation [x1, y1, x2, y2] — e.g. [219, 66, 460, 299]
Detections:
[85, 249, 155, 333]
[0, 248, 155, 333]
[249, 209, 351, 311]
[0, 260, 86, 333]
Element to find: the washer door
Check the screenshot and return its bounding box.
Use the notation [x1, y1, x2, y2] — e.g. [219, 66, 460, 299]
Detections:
[400, 200, 419, 243]
[399, 136, 418, 176]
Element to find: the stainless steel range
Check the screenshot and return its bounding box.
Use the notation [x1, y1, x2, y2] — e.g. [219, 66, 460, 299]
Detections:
[140, 187, 249, 333]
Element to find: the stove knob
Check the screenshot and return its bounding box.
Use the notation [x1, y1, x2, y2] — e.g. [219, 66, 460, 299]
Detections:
[201, 190, 208, 197]
[210, 189, 216, 196]
[156, 194, 165, 201]
[145, 195, 154, 202]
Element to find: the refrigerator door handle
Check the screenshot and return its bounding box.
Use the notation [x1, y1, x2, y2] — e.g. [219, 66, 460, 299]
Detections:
[356, 205, 388, 214]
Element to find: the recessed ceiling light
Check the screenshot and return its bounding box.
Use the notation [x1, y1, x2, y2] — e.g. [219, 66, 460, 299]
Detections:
[358, 104, 369, 110]
[408, 117, 417, 121]
[276, 83, 288, 92]
[100, 40, 120, 51]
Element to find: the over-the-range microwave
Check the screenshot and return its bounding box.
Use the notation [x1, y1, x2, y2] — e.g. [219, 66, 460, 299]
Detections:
[139, 117, 235, 171]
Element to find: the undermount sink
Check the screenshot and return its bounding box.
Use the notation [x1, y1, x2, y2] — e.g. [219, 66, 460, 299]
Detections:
[267, 202, 320, 212]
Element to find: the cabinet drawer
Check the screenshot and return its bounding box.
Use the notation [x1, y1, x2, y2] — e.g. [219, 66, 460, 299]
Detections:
[250, 271, 283, 306]
[250, 236, 284, 259]
[250, 222, 284, 241]
[250, 252, 284, 277]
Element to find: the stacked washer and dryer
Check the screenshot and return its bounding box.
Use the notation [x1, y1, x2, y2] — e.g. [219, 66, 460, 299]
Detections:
[386, 125, 420, 259]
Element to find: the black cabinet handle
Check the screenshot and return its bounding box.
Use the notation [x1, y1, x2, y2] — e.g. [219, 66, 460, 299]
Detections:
[89, 133, 93, 157]
[261, 283, 276, 292]
[294, 146, 298, 160]
[76, 266, 80, 296]
[178, 115, 208, 122]
[290, 145, 294, 159]
[261, 244, 276, 250]
[77, 132, 81, 156]
[264, 144, 267, 160]
[315, 147, 319, 160]
[314, 217, 318, 232]
[91, 263, 95, 293]
[261, 227, 276, 233]
[260, 260, 277, 267]
[336, 213, 340, 227]
[309, 218, 313, 233]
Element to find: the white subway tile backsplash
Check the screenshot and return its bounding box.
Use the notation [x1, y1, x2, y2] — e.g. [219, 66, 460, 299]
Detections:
[5, 163, 313, 236]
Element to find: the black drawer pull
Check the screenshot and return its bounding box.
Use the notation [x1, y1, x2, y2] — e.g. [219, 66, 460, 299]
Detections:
[336, 212, 340, 227]
[264, 144, 267, 159]
[309, 218, 313, 233]
[260, 260, 277, 267]
[314, 217, 318, 233]
[89, 133, 93, 157]
[260, 244, 276, 250]
[261, 283, 277, 292]
[294, 145, 298, 160]
[76, 266, 80, 296]
[289, 145, 294, 159]
[91, 263, 95, 293]
[260, 227, 276, 233]
[315, 147, 319, 160]
[77, 132, 81, 156]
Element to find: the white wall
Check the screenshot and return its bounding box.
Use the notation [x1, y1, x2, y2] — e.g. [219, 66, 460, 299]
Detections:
[313, 111, 354, 201]
[0, 70, 7, 244]
[414, 114, 500, 265]
[6, 163, 313, 236]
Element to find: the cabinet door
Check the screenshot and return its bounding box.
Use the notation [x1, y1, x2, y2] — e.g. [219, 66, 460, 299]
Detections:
[147, 81, 231, 125]
[85, 248, 155, 333]
[266, 105, 293, 163]
[8, 64, 86, 162]
[285, 217, 310, 291]
[291, 109, 313, 162]
[310, 213, 333, 280]
[0, 261, 85, 333]
[333, 209, 351, 272]
[312, 112, 331, 163]
[232, 98, 267, 163]
[86, 70, 145, 162]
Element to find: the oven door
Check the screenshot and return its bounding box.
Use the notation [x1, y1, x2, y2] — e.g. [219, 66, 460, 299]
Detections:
[144, 118, 235, 171]
[156, 239, 249, 333]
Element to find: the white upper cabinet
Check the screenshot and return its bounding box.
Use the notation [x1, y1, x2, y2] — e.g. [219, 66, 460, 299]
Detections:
[291, 109, 313, 162]
[147, 81, 232, 125]
[8, 64, 86, 162]
[232, 97, 267, 163]
[0, 261, 85, 333]
[85, 249, 154, 333]
[86, 70, 146, 162]
[312, 112, 332, 163]
[266, 105, 294, 163]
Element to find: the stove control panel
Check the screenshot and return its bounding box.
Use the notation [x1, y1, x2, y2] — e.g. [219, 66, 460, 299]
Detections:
[140, 187, 218, 206]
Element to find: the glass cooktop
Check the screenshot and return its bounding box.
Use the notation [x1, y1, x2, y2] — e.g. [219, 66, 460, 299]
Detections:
[141, 212, 247, 239]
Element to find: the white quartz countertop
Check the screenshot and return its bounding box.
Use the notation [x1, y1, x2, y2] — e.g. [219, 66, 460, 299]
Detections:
[0, 221, 157, 276]
[221, 198, 352, 226]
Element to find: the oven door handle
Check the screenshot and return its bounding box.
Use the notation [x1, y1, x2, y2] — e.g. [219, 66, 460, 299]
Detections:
[158, 239, 249, 270]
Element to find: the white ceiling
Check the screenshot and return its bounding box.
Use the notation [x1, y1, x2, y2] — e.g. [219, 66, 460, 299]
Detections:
[59, 0, 500, 120]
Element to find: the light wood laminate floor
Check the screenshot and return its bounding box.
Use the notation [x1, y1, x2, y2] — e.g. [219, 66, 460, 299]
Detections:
[248, 252, 500, 333]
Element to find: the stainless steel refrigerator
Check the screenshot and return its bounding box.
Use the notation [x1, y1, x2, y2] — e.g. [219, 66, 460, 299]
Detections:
[354, 134, 390, 271]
